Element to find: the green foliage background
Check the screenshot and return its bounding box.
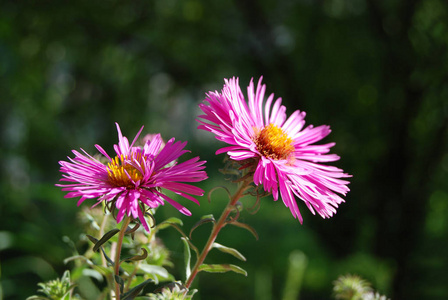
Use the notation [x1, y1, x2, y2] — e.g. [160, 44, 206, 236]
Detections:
[1, 0, 447, 299]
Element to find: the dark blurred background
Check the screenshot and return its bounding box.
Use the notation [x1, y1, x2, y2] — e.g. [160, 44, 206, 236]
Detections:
[1, 0, 447, 299]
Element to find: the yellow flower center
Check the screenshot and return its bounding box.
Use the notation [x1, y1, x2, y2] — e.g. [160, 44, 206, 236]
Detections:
[254, 124, 294, 160]
[107, 153, 144, 188]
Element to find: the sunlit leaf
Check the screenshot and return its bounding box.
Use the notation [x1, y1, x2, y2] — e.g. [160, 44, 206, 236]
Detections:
[198, 264, 247, 276]
[139, 264, 171, 278]
[156, 217, 183, 230]
[82, 268, 103, 282]
[63, 255, 93, 265]
[181, 237, 191, 279]
[212, 243, 246, 261]
[91, 264, 113, 277]
[139, 264, 171, 284]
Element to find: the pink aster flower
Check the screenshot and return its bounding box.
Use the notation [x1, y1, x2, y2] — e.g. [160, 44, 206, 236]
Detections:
[197, 77, 351, 223]
[57, 123, 207, 231]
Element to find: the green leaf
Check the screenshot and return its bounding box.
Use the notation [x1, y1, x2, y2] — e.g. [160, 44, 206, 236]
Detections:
[123, 248, 148, 262]
[189, 215, 215, 239]
[93, 229, 120, 252]
[63, 255, 93, 265]
[91, 264, 113, 277]
[82, 269, 103, 282]
[115, 275, 124, 294]
[139, 264, 172, 284]
[181, 237, 191, 279]
[156, 217, 183, 230]
[99, 247, 115, 266]
[228, 221, 259, 240]
[201, 214, 215, 219]
[86, 234, 99, 244]
[198, 264, 247, 276]
[121, 278, 153, 300]
[212, 243, 246, 261]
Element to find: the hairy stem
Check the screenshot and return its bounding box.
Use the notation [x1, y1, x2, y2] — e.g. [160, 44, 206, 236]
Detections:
[185, 178, 252, 289]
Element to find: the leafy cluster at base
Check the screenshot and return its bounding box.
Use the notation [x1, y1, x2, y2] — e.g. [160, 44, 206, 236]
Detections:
[333, 274, 389, 300]
[27, 271, 77, 300]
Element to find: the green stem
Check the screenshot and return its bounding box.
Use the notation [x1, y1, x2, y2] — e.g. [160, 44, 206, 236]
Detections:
[99, 213, 109, 267]
[185, 178, 252, 289]
[114, 216, 131, 300]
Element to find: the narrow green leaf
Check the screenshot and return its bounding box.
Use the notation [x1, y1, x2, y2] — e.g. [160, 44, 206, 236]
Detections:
[115, 275, 124, 294]
[123, 248, 148, 262]
[63, 255, 93, 265]
[189, 216, 215, 239]
[121, 278, 154, 300]
[198, 264, 247, 276]
[157, 217, 183, 228]
[201, 214, 215, 220]
[139, 264, 171, 282]
[82, 269, 103, 282]
[84, 236, 115, 266]
[212, 243, 246, 261]
[228, 221, 259, 240]
[99, 247, 115, 266]
[86, 234, 99, 244]
[93, 229, 120, 252]
[91, 264, 113, 277]
[181, 237, 191, 279]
